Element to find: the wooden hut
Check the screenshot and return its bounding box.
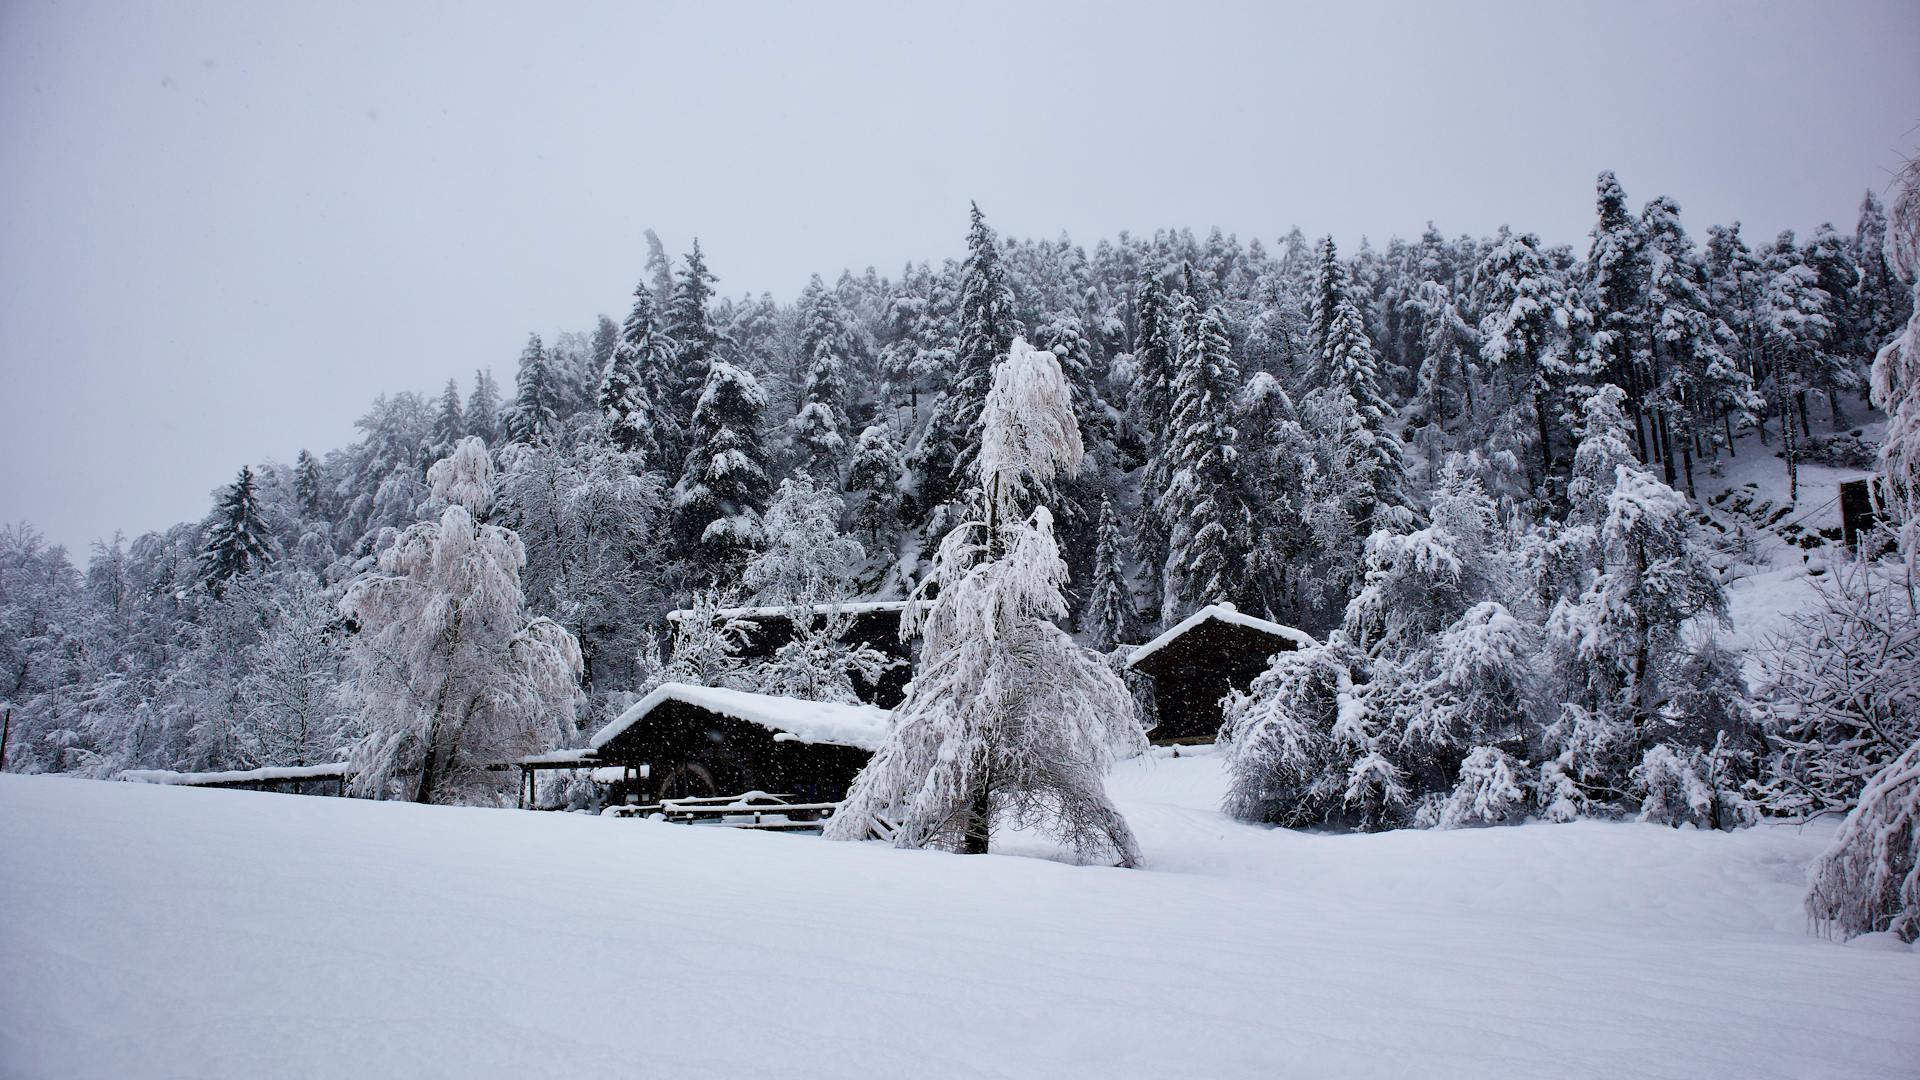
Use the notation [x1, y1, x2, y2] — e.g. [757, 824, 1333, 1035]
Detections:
[589, 683, 890, 806]
[1125, 604, 1314, 744]
[665, 600, 919, 707]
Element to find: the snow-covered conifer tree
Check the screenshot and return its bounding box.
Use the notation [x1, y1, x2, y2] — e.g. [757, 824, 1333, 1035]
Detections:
[673, 359, 771, 580]
[1160, 271, 1248, 620]
[466, 368, 501, 443]
[912, 203, 1016, 533]
[1083, 497, 1138, 651]
[601, 280, 669, 466]
[844, 423, 904, 544]
[340, 437, 582, 803]
[198, 466, 274, 595]
[428, 379, 465, 463]
[790, 277, 853, 481]
[505, 334, 564, 446]
[828, 338, 1143, 865]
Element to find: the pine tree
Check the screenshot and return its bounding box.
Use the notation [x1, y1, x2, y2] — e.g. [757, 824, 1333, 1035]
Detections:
[1311, 238, 1407, 518]
[1858, 189, 1914, 358]
[845, 423, 904, 544]
[790, 275, 853, 481]
[428, 379, 464, 463]
[1083, 496, 1137, 651]
[1587, 171, 1651, 459]
[673, 359, 771, 580]
[828, 338, 1143, 865]
[1762, 263, 1834, 502]
[601, 280, 669, 465]
[913, 203, 1017, 527]
[1129, 271, 1176, 602]
[1480, 229, 1577, 495]
[467, 368, 501, 443]
[666, 240, 725, 426]
[293, 450, 327, 521]
[505, 334, 563, 446]
[1642, 197, 1759, 495]
[198, 467, 274, 594]
[1160, 268, 1247, 620]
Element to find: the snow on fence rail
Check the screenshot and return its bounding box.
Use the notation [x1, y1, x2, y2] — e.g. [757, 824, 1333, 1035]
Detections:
[118, 762, 353, 788]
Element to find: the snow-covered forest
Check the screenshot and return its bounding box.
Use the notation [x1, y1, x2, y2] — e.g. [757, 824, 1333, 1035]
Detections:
[6, 158, 1920, 935]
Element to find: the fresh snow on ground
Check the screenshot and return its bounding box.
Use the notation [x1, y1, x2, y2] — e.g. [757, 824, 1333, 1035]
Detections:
[4, 755, 1916, 1080]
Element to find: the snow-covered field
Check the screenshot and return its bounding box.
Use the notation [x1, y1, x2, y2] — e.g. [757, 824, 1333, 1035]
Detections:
[3, 752, 1915, 1080]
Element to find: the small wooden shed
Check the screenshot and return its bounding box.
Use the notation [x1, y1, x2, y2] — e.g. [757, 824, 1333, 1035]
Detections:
[589, 683, 890, 805]
[1125, 603, 1314, 744]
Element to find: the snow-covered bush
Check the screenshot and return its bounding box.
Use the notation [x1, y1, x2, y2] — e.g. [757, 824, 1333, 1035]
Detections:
[752, 613, 899, 705]
[1418, 746, 1531, 829]
[828, 338, 1144, 865]
[1806, 736, 1920, 943]
[1755, 561, 1920, 817]
[1631, 738, 1753, 830]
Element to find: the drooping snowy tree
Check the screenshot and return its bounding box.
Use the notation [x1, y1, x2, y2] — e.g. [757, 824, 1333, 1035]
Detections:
[339, 437, 582, 803]
[828, 337, 1144, 865]
[1871, 156, 1920, 560]
[673, 359, 771, 580]
[753, 613, 898, 706]
[198, 467, 274, 595]
[1805, 734, 1920, 944]
[241, 579, 348, 767]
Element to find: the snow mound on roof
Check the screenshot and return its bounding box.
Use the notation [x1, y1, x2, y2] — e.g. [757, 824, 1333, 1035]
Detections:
[118, 762, 351, 786]
[590, 683, 891, 752]
[1126, 603, 1315, 669]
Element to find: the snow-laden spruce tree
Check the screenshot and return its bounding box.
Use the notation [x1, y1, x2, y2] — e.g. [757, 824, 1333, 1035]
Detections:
[1082, 496, 1138, 652]
[673, 357, 771, 580]
[844, 423, 904, 545]
[198, 466, 275, 595]
[340, 437, 582, 803]
[827, 337, 1145, 864]
[1536, 385, 1752, 822]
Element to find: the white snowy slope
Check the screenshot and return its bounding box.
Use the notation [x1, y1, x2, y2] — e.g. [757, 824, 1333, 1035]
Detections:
[2, 758, 1916, 1080]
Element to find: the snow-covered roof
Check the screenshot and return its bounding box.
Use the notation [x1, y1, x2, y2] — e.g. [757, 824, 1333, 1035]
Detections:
[515, 748, 597, 766]
[118, 762, 352, 786]
[590, 683, 892, 752]
[1126, 603, 1316, 670]
[664, 599, 921, 623]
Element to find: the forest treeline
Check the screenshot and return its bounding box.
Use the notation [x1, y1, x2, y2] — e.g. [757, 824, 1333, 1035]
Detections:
[1, 171, 1914, 852]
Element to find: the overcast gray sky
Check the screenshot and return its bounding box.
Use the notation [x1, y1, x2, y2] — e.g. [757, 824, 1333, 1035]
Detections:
[2, 0, 1916, 556]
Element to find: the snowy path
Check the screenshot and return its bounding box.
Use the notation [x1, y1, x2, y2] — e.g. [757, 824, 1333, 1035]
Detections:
[3, 760, 1916, 1080]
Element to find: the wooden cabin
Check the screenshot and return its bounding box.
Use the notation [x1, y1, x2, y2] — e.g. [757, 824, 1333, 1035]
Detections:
[588, 682, 889, 806]
[1125, 604, 1314, 744]
[666, 600, 919, 708]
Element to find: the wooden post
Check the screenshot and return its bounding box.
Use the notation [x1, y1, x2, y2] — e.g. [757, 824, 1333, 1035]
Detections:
[0, 707, 11, 773]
